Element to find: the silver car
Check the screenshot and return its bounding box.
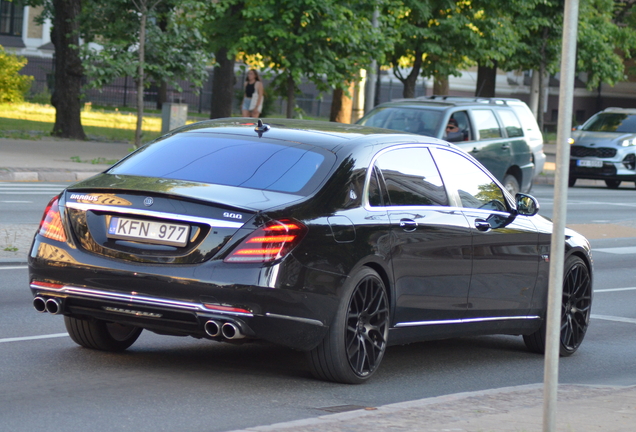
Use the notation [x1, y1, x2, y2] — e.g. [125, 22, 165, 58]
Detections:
[569, 107, 636, 188]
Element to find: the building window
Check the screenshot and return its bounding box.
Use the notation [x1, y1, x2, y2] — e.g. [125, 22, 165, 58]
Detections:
[0, 0, 24, 36]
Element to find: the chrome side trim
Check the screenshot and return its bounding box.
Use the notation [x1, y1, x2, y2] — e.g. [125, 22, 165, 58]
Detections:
[30, 283, 253, 317]
[394, 315, 541, 328]
[64, 202, 244, 229]
[265, 313, 324, 327]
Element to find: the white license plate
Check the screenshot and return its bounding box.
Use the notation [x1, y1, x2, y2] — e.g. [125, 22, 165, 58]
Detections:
[577, 159, 603, 168]
[107, 217, 190, 247]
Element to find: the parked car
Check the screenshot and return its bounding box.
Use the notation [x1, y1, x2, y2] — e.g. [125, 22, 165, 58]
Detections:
[29, 119, 592, 384]
[357, 96, 545, 195]
[569, 107, 636, 188]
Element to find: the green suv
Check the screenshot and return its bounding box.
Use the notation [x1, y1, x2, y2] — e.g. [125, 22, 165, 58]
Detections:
[357, 96, 538, 195]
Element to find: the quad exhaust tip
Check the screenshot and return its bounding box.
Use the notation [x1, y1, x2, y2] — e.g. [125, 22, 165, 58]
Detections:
[221, 322, 245, 340]
[204, 320, 222, 338]
[45, 298, 63, 314]
[33, 297, 47, 313]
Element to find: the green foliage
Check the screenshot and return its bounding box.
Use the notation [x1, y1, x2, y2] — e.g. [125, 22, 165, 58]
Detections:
[0, 46, 34, 103]
[80, 0, 209, 91]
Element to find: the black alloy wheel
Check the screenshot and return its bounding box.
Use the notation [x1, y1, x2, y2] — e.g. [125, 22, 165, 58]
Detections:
[65, 316, 143, 352]
[523, 255, 592, 356]
[605, 179, 621, 189]
[560, 255, 592, 355]
[307, 267, 390, 384]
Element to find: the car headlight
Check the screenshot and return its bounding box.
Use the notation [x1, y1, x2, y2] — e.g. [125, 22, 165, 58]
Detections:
[621, 138, 636, 146]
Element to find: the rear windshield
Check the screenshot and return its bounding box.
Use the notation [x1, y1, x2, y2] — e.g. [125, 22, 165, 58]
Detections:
[358, 107, 442, 137]
[108, 134, 334, 195]
[582, 113, 636, 133]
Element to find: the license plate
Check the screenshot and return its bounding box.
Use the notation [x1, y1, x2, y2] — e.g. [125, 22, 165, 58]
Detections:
[577, 159, 603, 168]
[107, 217, 190, 247]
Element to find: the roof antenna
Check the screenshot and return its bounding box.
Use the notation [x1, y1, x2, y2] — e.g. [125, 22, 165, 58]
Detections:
[254, 119, 270, 138]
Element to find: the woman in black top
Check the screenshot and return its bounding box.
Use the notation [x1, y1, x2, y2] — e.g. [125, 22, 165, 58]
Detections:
[242, 69, 264, 118]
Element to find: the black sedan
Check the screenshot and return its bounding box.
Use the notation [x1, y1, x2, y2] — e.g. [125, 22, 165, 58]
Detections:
[29, 119, 593, 384]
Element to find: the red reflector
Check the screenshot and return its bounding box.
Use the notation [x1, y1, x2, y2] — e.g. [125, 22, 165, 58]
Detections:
[203, 304, 251, 314]
[38, 196, 67, 242]
[224, 219, 307, 263]
[31, 281, 64, 289]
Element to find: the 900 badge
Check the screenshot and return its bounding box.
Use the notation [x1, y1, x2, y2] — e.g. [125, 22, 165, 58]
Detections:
[223, 212, 242, 220]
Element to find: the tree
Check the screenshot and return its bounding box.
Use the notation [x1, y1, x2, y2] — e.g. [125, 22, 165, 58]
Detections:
[81, 0, 208, 146]
[386, 0, 480, 98]
[0, 46, 33, 103]
[241, 0, 388, 118]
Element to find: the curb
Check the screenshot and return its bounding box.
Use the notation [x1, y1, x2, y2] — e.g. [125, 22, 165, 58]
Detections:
[0, 171, 101, 182]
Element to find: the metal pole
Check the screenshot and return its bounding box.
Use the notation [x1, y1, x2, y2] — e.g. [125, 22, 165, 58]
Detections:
[543, 1, 579, 431]
[364, 8, 380, 114]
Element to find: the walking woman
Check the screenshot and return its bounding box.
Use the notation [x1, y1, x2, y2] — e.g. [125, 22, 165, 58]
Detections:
[242, 69, 264, 118]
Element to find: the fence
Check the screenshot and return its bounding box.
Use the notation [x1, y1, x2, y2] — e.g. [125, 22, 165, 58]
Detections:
[21, 57, 428, 118]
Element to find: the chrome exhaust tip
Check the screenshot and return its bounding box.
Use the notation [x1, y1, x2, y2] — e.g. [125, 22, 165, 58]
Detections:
[221, 322, 244, 340]
[33, 297, 47, 313]
[204, 320, 222, 338]
[45, 298, 63, 315]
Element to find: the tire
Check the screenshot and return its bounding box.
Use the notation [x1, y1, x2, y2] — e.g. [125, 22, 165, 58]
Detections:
[523, 255, 592, 356]
[605, 179, 621, 189]
[502, 174, 520, 196]
[307, 267, 390, 384]
[568, 177, 577, 187]
[65, 316, 142, 352]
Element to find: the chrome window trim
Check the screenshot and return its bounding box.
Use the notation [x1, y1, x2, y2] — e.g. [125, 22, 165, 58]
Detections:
[64, 202, 244, 229]
[395, 315, 540, 328]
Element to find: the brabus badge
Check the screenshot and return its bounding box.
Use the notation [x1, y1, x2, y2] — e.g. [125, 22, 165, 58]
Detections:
[143, 197, 154, 207]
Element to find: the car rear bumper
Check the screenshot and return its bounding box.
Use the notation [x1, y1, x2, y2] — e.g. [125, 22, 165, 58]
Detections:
[569, 159, 636, 181]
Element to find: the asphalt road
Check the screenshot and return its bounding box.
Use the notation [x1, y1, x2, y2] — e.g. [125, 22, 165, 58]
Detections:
[1, 183, 635, 432]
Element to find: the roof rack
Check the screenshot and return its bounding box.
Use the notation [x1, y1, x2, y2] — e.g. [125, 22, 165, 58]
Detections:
[415, 95, 516, 106]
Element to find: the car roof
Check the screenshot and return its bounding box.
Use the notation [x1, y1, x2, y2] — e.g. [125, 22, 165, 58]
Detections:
[600, 107, 636, 115]
[374, 96, 526, 110]
[167, 118, 452, 152]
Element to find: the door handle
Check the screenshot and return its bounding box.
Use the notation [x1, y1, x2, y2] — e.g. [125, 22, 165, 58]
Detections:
[500, 143, 510, 150]
[475, 220, 491, 232]
[399, 219, 418, 232]
[471, 147, 479, 153]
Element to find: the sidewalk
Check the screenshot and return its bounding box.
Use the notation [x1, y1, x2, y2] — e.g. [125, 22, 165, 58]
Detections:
[3, 138, 636, 431]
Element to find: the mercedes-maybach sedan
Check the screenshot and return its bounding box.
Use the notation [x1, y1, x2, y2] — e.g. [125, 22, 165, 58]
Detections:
[29, 119, 592, 384]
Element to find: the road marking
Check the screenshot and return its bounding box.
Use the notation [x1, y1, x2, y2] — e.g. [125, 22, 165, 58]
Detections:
[0, 333, 68, 344]
[591, 314, 636, 325]
[0, 266, 28, 270]
[1, 200, 33, 203]
[595, 287, 636, 293]
[595, 246, 636, 254]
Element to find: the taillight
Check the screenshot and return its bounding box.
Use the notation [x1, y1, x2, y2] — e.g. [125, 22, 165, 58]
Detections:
[38, 196, 67, 242]
[224, 219, 307, 263]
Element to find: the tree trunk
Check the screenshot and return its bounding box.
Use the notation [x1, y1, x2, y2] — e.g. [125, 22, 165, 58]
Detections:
[395, 50, 423, 99]
[210, 47, 236, 119]
[537, 61, 547, 131]
[433, 75, 449, 95]
[529, 70, 540, 119]
[134, 7, 147, 148]
[286, 73, 296, 119]
[330, 82, 354, 123]
[475, 61, 497, 97]
[50, 0, 86, 140]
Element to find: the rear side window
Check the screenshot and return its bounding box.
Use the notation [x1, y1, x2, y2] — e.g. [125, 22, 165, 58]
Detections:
[108, 134, 333, 195]
[472, 109, 502, 139]
[359, 107, 442, 137]
[373, 147, 448, 207]
[498, 109, 524, 138]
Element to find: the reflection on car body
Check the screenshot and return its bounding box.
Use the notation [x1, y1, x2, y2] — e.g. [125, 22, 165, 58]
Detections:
[29, 118, 592, 384]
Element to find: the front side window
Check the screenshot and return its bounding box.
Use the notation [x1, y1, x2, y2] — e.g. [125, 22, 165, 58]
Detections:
[0, 0, 23, 36]
[472, 109, 502, 140]
[373, 147, 448, 207]
[433, 149, 507, 211]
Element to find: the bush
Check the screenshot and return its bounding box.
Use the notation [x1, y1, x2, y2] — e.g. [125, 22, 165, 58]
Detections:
[0, 45, 34, 103]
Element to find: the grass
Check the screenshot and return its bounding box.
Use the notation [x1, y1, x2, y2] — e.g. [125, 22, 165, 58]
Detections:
[0, 102, 199, 143]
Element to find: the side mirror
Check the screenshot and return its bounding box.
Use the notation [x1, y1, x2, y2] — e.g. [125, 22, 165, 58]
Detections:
[515, 193, 539, 216]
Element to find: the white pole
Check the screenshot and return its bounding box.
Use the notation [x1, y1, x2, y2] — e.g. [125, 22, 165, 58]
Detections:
[543, 1, 579, 431]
